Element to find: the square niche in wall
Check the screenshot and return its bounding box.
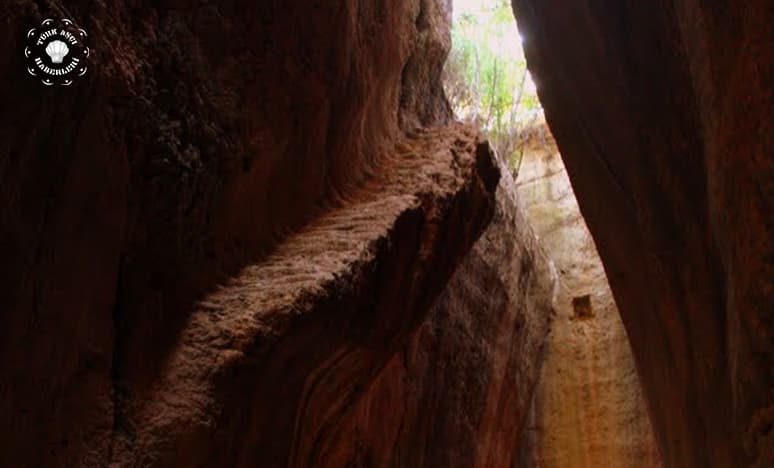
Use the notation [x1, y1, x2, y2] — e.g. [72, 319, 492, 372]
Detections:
[572, 294, 593, 319]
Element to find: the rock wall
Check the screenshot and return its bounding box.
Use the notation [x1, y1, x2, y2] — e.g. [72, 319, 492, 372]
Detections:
[515, 137, 661, 468]
[109, 125, 501, 468]
[309, 159, 555, 468]
[511, 1, 774, 466]
[0, 0, 555, 466]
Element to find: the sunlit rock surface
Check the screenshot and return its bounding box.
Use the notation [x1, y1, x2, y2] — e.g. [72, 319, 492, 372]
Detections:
[512, 1, 773, 466]
[516, 136, 662, 468]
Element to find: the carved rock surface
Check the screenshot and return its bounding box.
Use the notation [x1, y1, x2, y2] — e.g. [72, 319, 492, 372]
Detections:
[110, 125, 499, 467]
[516, 139, 661, 468]
[511, 1, 773, 466]
[0, 0, 552, 466]
[311, 159, 555, 468]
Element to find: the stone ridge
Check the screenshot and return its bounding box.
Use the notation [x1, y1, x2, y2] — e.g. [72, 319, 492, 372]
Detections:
[289, 156, 558, 468]
[0, 1, 465, 465]
[110, 123, 500, 467]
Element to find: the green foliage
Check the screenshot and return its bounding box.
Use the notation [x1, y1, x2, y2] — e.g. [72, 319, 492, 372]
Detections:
[443, 0, 543, 171]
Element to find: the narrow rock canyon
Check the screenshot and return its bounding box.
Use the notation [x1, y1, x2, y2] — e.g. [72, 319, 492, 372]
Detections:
[516, 134, 661, 468]
[0, 0, 770, 467]
[512, 0, 773, 466]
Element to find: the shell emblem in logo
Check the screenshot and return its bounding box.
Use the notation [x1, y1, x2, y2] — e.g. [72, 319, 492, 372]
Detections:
[45, 40, 69, 64]
[25, 18, 89, 86]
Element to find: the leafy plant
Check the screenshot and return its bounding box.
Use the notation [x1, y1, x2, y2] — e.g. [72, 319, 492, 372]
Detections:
[443, 0, 544, 174]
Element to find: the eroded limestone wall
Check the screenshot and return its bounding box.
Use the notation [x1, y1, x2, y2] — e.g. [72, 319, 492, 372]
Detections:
[516, 138, 661, 468]
[511, 1, 773, 465]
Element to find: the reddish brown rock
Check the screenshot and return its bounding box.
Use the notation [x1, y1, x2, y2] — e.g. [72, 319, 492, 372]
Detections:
[109, 125, 500, 467]
[511, 1, 774, 466]
[0, 0, 539, 466]
[311, 158, 555, 468]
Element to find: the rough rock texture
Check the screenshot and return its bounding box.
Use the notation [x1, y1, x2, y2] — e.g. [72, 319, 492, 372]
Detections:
[110, 125, 499, 467]
[0, 0, 556, 466]
[511, 1, 773, 466]
[314, 159, 555, 468]
[516, 137, 661, 468]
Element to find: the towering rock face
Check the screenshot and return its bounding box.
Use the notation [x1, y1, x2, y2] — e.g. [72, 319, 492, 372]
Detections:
[516, 136, 661, 468]
[0, 1, 554, 466]
[511, 1, 773, 466]
[303, 160, 555, 468]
